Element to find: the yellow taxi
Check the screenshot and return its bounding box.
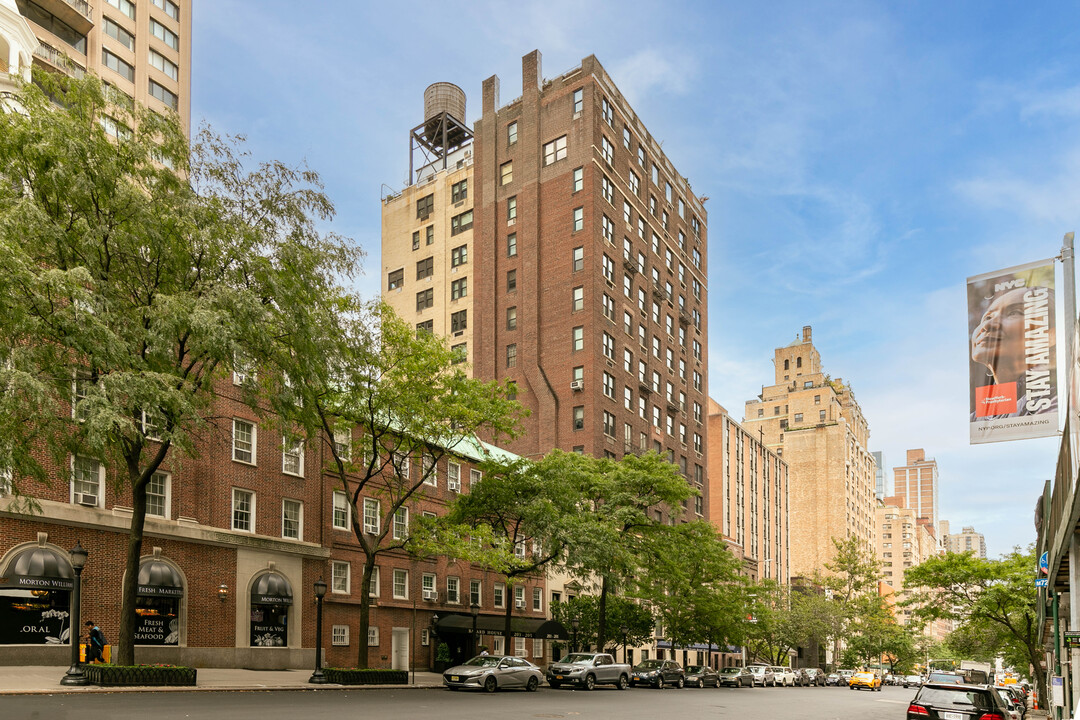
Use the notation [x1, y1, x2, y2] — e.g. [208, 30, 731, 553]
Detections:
[848, 670, 882, 691]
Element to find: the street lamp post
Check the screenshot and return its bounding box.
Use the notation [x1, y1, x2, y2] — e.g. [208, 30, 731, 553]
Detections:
[471, 602, 480, 657]
[620, 624, 629, 665]
[61, 542, 88, 686]
[309, 578, 327, 684]
[571, 617, 580, 654]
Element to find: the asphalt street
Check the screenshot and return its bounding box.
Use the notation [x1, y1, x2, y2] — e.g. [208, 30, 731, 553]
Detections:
[0, 683, 919, 720]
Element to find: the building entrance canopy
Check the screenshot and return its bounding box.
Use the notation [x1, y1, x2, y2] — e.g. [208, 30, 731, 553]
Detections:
[137, 560, 184, 597]
[435, 613, 569, 640]
[0, 545, 73, 591]
[250, 572, 293, 606]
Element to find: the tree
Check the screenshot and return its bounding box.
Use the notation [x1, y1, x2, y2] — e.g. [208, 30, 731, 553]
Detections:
[817, 535, 881, 664]
[300, 301, 524, 667]
[550, 595, 654, 655]
[0, 74, 360, 665]
[902, 548, 1045, 701]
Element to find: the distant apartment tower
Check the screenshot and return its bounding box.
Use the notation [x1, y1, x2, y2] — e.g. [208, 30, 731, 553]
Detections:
[707, 399, 789, 584]
[744, 326, 876, 576]
[893, 448, 939, 529]
[878, 497, 951, 640]
[872, 450, 890, 501]
[15, 0, 191, 135]
[945, 525, 986, 558]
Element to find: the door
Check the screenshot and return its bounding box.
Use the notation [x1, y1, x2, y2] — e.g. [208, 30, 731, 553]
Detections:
[391, 628, 409, 671]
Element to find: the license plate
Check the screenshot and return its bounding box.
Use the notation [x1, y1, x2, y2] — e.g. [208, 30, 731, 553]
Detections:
[633, 676, 640, 681]
[451, 676, 459, 682]
[942, 713, 966, 720]
[556, 675, 563, 680]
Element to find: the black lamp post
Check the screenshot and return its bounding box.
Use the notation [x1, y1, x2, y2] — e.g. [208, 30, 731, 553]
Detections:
[620, 624, 629, 665]
[61, 542, 89, 686]
[471, 601, 480, 657]
[571, 617, 580, 653]
[309, 578, 327, 684]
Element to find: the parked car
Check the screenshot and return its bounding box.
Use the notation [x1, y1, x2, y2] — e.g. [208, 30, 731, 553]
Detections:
[546, 652, 631, 690]
[904, 675, 923, 688]
[802, 668, 827, 686]
[443, 655, 544, 692]
[825, 672, 843, 686]
[837, 669, 856, 685]
[927, 671, 966, 685]
[1003, 685, 1027, 718]
[685, 665, 720, 688]
[630, 659, 685, 689]
[849, 671, 882, 691]
[907, 682, 1013, 720]
[746, 665, 775, 687]
[771, 666, 797, 687]
[995, 686, 1023, 720]
[718, 666, 754, 688]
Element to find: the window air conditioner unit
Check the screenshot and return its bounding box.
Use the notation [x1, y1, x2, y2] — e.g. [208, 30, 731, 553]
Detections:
[515, 599, 526, 609]
[75, 492, 98, 507]
[423, 590, 438, 601]
[570, 380, 584, 391]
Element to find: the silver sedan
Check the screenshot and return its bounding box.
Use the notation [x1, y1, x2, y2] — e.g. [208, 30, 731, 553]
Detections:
[442, 655, 544, 692]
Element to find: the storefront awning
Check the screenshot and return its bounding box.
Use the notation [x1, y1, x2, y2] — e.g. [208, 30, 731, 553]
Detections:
[250, 572, 293, 606]
[435, 613, 569, 640]
[138, 560, 184, 597]
[0, 545, 73, 591]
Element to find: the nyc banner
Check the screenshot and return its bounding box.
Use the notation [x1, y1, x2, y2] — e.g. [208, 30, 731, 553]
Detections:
[968, 259, 1058, 444]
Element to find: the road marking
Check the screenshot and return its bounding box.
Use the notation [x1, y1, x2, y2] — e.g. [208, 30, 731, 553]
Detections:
[877, 698, 907, 704]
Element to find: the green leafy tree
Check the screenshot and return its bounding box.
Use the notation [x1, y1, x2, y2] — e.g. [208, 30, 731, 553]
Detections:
[902, 548, 1045, 700]
[550, 595, 654, 656]
[817, 535, 881, 663]
[0, 74, 360, 665]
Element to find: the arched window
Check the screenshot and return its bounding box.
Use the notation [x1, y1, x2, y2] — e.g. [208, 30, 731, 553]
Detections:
[796, 357, 802, 368]
[783, 359, 789, 370]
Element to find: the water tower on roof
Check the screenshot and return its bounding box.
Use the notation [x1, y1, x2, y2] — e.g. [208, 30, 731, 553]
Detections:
[409, 82, 473, 183]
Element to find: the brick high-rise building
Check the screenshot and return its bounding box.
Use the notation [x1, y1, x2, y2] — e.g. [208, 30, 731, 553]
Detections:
[743, 326, 876, 576]
[878, 497, 951, 641]
[14, 0, 191, 135]
[893, 448, 940, 529]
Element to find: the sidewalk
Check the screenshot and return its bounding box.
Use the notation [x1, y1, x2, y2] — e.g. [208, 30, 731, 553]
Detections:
[0, 666, 445, 695]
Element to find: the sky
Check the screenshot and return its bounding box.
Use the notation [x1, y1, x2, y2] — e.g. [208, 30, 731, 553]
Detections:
[192, 0, 1080, 559]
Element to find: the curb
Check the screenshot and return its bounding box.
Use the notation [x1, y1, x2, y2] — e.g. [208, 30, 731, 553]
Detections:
[0, 683, 445, 696]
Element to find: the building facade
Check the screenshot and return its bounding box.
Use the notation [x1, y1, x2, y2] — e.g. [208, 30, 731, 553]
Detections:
[877, 496, 950, 640]
[893, 448, 940, 529]
[15, 0, 190, 134]
[0, 0, 35, 98]
[707, 399, 790, 585]
[743, 326, 876, 577]
[943, 525, 987, 558]
[872, 450, 890, 501]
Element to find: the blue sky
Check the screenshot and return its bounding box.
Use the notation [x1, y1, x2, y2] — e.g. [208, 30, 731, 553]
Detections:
[192, 0, 1080, 559]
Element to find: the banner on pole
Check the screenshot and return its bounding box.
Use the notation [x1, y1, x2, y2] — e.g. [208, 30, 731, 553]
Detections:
[967, 259, 1059, 444]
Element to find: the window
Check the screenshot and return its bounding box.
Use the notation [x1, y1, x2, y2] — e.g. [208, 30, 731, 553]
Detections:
[368, 626, 380, 646]
[232, 488, 254, 532]
[448, 462, 461, 492]
[451, 310, 467, 333]
[602, 96, 613, 125]
[392, 569, 408, 599]
[146, 472, 169, 518]
[506, 344, 517, 368]
[447, 576, 460, 604]
[71, 456, 103, 507]
[603, 372, 615, 399]
[514, 585, 526, 609]
[363, 498, 380, 535]
[470, 468, 482, 488]
[387, 268, 404, 290]
[602, 215, 614, 242]
[602, 293, 615, 320]
[603, 411, 616, 437]
[572, 166, 584, 192]
[422, 453, 437, 486]
[624, 386, 633, 410]
[451, 210, 473, 235]
[543, 136, 567, 165]
[629, 170, 640, 195]
[507, 121, 518, 145]
[393, 506, 409, 540]
[148, 79, 179, 111]
[232, 419, 256, 464]
[507, 196, 517, 222]
[500, 161, 513, 186]
[332, 561, 350, 594]
[333, 491, 350, 530]
[451, 244, 468, 267]
[424, 225, 433, 246]
[507, 270, 517, 292]
[152, 0, 180, 19]
[451, 277, 467, 300]
[103, 49, 135, 82]
[532, 587, 542, 611]
[416, 288, 433, 311]
[820, 410, 826, 421]
[601, 137, 614, 164]
[795, 413, 803, 423]
[572, 286, 584, 312]
[573, 366, 584, 383]
[104, 18, 135, 50]
[572, 246, 584, 272]
[602, 176, 614, 204]
[573, 207, 584, 232]
[417, 319, 433, 336]
[572, 406, 585, 431]
[332, 625, 349, 646]
[602, 332, 614, 360]
[100, 115, 132, 141]
[572, 326, 584, 351]
[494, 582, 506, 608]
[451, 179, 468, 203]
[507, 233, 517, 256]
[638, 146, 646, 166]
[107, 0, 136, 19]
[506, 306, 517, 330]
[572, 88, 583, 114]
[150, 19, 179, 49]
[282, 437, 304, 476]
[470, 579, 482, 606]
[412, 230, 420, 251]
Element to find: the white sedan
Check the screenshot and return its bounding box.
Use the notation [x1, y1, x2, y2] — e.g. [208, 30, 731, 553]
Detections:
[770, 666, 797, 687]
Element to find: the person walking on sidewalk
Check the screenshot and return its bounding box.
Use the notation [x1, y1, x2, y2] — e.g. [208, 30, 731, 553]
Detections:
[85, 621, 105, 664]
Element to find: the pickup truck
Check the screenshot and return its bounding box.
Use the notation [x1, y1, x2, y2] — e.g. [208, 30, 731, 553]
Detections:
[546, 652, 631, 690]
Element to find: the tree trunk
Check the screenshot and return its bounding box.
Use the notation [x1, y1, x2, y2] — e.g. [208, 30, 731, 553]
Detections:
[356, 556, 376, 668]
[597, 575, 609, 650]
[503, 584, 514, 653]
[117, 470, 150, 666]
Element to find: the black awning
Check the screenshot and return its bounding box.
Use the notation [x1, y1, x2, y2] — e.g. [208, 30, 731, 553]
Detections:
[250, 571, 293, 606]
[435, 613, 569, 640]
[0, 545, 74, 591]
[137, 560, 184, 597]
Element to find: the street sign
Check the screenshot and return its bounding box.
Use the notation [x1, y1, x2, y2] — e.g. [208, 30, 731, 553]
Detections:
[1052, 675, 1064, 707]
[1063, 631, 1080, 649]
[1035, 578, 1049, 587]
[1040, 551, 1049, 575]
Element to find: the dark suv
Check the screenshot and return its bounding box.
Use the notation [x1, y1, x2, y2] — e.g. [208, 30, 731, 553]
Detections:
[907, 682, 1012, 720]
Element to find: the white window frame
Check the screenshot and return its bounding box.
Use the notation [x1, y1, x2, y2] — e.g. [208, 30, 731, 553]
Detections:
[422, 453, 437, 486]
[146, 471, 171, 519]
[446, 576, 460, 604]
[448, 462, 461, 492]
[231, 487, 255, 533]
[333, 427, 352, 461]
[533, 587, 542, 612]
[232, 353, 255, 386]
[363, 497, 380, 535]
[422, 572, 436, 599]
[515, 637, 527, 657]
[0, 467, 11, 495]
[368, 626, 380, 646]
[333, 490, 351, 531]
[532, 638, 543, 658]
[470, 579, 482, 607]
[494, 582, 506, 609]
[393, 506, 409, 540]
[282, 498, 302, 540]
[470, 468, 482, 490]
[368, 567, 380, 598]
[332, 560, 351, 594]
[393, 569, 409, 600]
[421, 628, 430, 646]
[71, 455, 105, 508]
[232, 418, 257, 465]
[282, 436, 304, 476]
[493, 636, 505, 655]
[332, 625, 350, 646]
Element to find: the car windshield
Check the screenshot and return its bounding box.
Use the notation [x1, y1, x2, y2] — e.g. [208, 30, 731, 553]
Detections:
[686, 666, 705, 673]
[929, 673, 964, 684]
[748, 666, 765, 674]
[917, 687, 994, 710]
[462, 656, 501, 668]
[721, 668, 742, 674]
[561, 654, 595, 664]
[636, 660, 663, 669]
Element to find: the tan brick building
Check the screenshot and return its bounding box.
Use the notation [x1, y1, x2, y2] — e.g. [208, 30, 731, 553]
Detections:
[942, 524, 986, 558]
[893, 448, 940, 530]
[707, 399, 789, 584]
[878, 497, 951, 640]
[743, 326, 876, 577]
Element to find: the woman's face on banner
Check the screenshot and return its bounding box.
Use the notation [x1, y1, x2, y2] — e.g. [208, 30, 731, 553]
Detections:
[971, 287, 1029, 381]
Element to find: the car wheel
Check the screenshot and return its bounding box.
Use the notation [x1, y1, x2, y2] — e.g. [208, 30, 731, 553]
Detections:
[526, 677, 538, 692]
[677, 677, 685, 689]
[584, 674, 595, 691]
[617, 674, 628, 690]
[714, 678, 721, 688]
[484, 676, 497, 693]
[656, 677, 665, 690]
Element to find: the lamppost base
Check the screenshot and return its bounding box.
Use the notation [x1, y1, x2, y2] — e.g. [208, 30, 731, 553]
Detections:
[60, 665, 88, 686]
[308, 670, 328, 684]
